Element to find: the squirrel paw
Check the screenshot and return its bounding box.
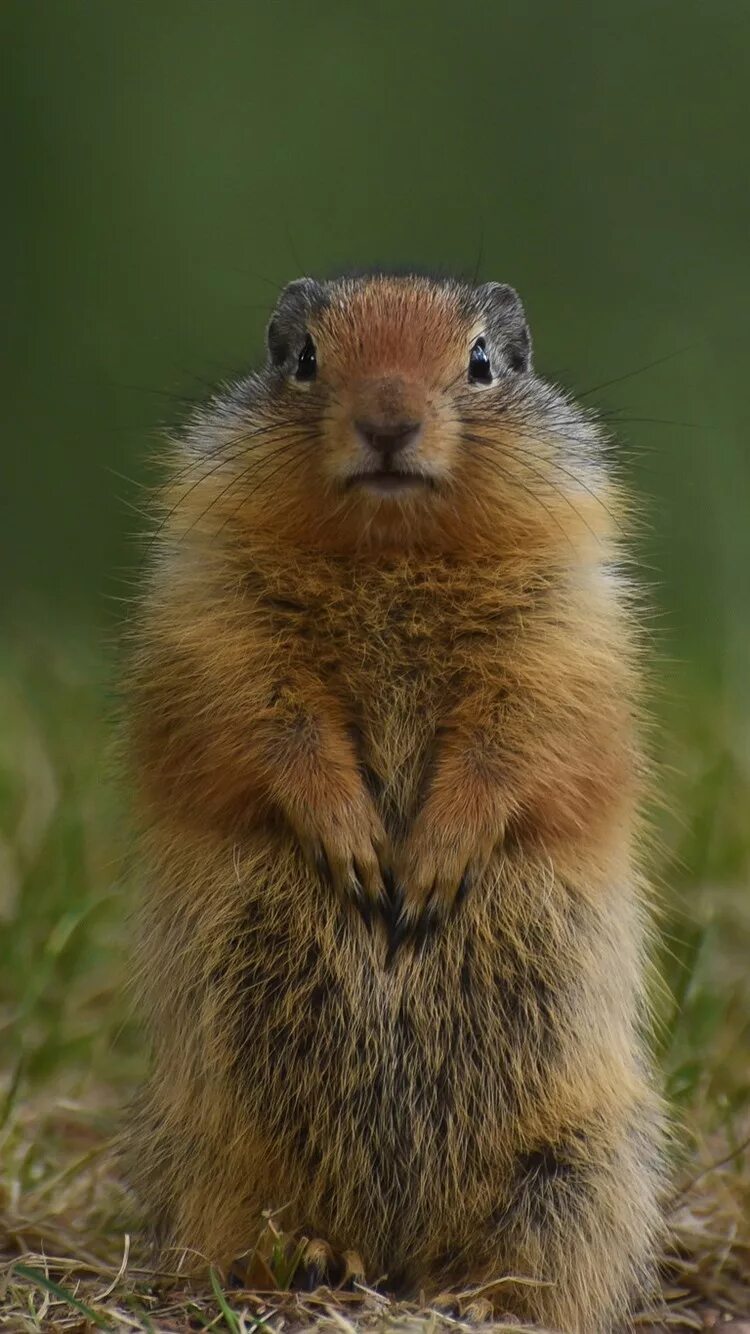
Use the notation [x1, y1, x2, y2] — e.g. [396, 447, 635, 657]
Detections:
[293, 1238, 365, 1291]
[388, 811, 499, 957]
[431, 1293, 499, 1324]
[295, 791, 389, 930]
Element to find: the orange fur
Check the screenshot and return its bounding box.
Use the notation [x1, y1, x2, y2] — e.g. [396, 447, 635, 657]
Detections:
[123, 275, 665, 1331]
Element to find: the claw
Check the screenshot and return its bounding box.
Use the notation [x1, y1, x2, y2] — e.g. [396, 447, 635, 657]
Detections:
[453, 869, 472, 911]
[350, 864, 373, 931]
[412, 897, 441, 953]
[339, 1248, 366, 1290]
[301, 1260, 323, 1291]
[386, 904, 412, 965]
[382, 871, 403, 927]
[227, 1261, 246, 1289]
[384, 868, 410, 958]
[293, 1238, 339, 1291]
[381, 864, 397, 901]
[313, 845, 333, 888]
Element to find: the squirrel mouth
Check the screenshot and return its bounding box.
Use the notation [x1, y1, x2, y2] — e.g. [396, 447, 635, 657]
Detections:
[345, 470, 436, 496]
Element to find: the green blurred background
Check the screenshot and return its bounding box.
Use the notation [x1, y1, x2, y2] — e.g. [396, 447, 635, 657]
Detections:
[4, 1, 750, 684]
[1, 2, 748, 1107]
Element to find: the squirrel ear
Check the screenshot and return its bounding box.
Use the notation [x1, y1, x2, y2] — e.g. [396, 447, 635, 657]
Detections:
[266, 277, 326, 366]
[477, 282, 532, 374]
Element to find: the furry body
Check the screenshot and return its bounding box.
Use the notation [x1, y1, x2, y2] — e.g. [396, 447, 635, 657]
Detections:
[125, 275, 664, 1331]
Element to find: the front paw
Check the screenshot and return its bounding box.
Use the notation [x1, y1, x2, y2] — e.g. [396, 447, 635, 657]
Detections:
[389, 814, 500, 955]
[296, 793, 389, 928]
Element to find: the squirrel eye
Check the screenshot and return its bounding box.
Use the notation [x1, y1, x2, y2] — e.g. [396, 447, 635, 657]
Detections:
[468, 337, 492, 384]
[295, 334, 317, 381]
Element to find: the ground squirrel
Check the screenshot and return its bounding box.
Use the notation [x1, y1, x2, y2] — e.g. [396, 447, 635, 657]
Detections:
[124, 272, 665, 1332]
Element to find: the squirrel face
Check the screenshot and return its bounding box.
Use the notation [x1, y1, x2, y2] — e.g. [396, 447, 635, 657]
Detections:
[175, 274, 610, 557]
[265, 275, 532, 505]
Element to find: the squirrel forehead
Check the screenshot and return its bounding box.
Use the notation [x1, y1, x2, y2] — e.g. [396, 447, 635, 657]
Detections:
[311, 279, 472, 378]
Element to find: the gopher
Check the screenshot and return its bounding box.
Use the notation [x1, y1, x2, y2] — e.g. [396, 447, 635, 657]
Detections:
[124, 273, 665, 1331]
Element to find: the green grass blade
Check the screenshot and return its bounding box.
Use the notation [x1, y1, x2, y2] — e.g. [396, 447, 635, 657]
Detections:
[13, 1263, 114, 1330]
[209, 1267, 242, 1333]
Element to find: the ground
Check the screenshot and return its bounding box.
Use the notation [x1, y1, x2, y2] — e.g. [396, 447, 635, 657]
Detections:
[1, 639, 748, 1332]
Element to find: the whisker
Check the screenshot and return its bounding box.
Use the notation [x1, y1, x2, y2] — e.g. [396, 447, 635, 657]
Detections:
[167, 403, 329, 485]
[178, 436, 316, 543]
[459, 434, 575, 549]
[508, 447, 600, 544]
[471, 227, 484, 287]
[576, 344, 699, 399]
[225, 264, 286, 295]
[474, 435, 601, 545]
[115, 382, 206, 409]
[148, 444, 258, 550]
[215, 437, 319, 541]
[596, 412, 697, 430]
[512, 444, 618, 530]
[168, 419, 320, 493]
[454, 389, 592, 457]
[462, 428, 617, 533]
[284, 226, 307, 277]
[150, 424, 322, 548]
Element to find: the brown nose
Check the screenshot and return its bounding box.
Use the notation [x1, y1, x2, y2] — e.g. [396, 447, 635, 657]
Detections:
[355, 419, 421, 455]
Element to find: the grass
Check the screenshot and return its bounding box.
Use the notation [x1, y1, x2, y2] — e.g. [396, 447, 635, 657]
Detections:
[0, 633, 748, 1332]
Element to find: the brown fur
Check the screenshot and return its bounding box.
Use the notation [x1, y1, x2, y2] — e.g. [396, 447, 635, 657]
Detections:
[123, 275, 665, 1331]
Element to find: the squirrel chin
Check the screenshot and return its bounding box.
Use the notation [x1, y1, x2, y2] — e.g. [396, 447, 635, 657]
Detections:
[343, 470, 438, 497]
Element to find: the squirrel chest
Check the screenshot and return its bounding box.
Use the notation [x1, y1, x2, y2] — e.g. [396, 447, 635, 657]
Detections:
[245, 551, 532, 826]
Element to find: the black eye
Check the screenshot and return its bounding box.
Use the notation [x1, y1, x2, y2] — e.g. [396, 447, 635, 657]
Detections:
[468, 337, 492, 384]
[295, 334, 317, 381]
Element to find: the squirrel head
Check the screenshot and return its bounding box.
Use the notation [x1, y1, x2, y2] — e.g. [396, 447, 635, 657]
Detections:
[169, 274, 614, 559]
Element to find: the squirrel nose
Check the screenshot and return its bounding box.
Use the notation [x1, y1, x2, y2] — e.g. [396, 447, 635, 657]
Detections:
[355, 419, 421, 456]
